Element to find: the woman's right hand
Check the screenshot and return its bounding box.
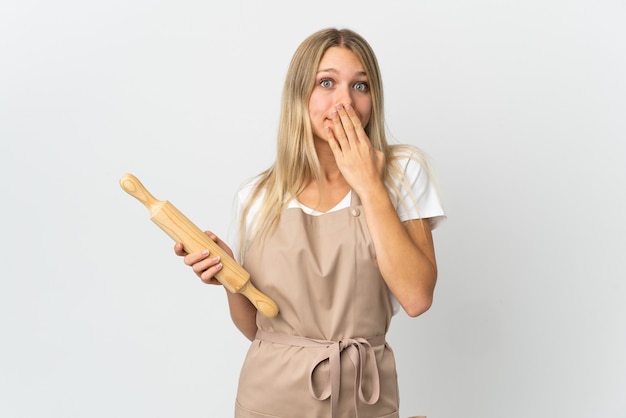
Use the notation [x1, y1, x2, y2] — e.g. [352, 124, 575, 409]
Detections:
[173, 231, 232, 285]
[175, 231, 258, 340]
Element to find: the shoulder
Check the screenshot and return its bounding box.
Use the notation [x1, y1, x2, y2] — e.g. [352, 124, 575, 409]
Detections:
[388, 144, 432, 186]
[236, 175, 265, 206]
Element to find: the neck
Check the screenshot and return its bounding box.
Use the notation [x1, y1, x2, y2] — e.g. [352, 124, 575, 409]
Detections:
[314, 138, 344, 184]
[297, 139, 350, 211]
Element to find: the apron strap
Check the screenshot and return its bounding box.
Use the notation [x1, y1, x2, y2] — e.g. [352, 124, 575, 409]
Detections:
[255, 330, 385, 418]
[349, 189, 362, 207]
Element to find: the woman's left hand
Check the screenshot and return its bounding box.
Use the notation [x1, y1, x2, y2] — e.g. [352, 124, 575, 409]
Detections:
[326, 103, 385, 195]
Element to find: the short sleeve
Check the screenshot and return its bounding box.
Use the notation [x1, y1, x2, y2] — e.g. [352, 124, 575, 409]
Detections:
[393, 156, 446, 229]
[227, 179, 262, 264]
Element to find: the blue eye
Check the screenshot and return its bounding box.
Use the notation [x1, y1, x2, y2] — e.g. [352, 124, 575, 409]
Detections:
[354, 82, 369, 92]
[320, 79, 333, 88]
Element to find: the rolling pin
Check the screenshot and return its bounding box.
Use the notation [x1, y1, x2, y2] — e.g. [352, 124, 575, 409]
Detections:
[119, 173, 279, 318]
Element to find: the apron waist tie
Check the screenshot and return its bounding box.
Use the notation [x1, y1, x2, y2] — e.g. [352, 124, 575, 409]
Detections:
[255, 330, 385, 418]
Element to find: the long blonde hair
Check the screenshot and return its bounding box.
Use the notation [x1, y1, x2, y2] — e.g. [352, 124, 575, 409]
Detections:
[238, 28, 430, 259]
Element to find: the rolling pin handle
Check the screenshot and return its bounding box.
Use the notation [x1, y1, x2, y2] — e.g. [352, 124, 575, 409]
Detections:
[120, 173, 159, 209]
[239, 281, 280, 318]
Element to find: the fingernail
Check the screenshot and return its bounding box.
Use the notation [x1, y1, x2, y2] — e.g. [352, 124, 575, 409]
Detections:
[216, 263, 223, 270]
[201, 249, 209, 255]
[335, 104, 343, 110]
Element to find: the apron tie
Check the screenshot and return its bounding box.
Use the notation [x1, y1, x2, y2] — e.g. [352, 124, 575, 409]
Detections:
[255, 330, 385, 418]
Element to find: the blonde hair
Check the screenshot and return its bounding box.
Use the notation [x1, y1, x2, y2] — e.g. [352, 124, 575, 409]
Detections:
[238, 28, 430, 259]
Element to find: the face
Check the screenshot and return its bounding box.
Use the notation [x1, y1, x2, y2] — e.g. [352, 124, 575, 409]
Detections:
[308, 46, 372, 142]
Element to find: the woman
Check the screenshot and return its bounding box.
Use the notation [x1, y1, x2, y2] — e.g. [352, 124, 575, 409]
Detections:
[175, 28, 445, 418]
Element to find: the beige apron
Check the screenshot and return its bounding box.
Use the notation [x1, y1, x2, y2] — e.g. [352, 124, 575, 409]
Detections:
[235, 192, 399, 418]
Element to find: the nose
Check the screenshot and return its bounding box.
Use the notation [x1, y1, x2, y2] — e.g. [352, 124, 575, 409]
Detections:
[335, 84, 353, 107]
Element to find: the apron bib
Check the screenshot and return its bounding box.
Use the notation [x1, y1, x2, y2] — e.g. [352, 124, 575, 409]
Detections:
[235, 192, 399, 418]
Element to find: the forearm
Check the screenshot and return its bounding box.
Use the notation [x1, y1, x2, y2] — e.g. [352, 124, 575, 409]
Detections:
[225, 289, 258, 340]
[359, 183, 437, 317]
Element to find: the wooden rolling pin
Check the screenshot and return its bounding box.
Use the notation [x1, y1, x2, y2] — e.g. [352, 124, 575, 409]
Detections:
[119, 173, 279, 318]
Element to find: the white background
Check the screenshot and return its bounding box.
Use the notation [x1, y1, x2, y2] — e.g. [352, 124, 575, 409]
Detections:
[1, 1, 625, 417]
